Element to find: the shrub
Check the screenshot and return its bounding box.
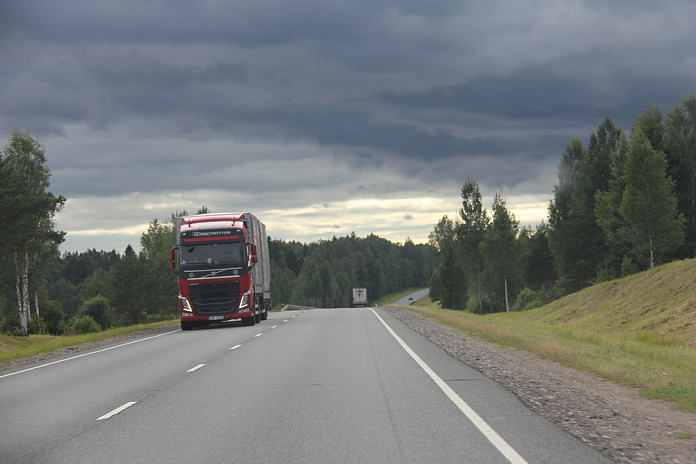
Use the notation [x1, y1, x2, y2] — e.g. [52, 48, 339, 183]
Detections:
[70, 315, 102, 334]
[621, 257, 640, 278]
[42, 300, 68, 335]
[27, 315, 47, 335]
[0, 313, 22, 336]
[429, 267, 442, 302]
[77, 295, 115, 330]
[516, 287, 543, 311]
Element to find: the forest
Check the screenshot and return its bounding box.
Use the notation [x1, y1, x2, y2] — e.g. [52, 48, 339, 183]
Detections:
[430, 92, 696, 313]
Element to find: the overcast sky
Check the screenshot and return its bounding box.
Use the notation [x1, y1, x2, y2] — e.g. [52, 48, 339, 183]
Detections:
[2, 0, 695, 253]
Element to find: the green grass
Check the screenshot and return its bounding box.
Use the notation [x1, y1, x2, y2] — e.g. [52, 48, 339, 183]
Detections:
[389, 259, 696, 412]
[0, 319, 178, 367]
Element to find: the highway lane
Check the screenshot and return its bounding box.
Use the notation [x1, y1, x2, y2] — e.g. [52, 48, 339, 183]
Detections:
[393, 289, 430, 305]
[0, 308, 610, 463]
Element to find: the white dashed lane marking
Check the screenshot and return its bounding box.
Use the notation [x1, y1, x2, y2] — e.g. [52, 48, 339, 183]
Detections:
[187, 364, 206, 373]
[97, 402, 137, 421]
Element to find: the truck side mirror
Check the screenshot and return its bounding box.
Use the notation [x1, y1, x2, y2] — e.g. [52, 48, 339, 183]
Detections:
[247, 244, 258, 266]
[170, 246, 178, 270]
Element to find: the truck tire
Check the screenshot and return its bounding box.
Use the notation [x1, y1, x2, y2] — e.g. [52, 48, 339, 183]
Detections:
[254, 298, 261, 323]
[181, 321, 194, 331]
[260, 299, 269, 320]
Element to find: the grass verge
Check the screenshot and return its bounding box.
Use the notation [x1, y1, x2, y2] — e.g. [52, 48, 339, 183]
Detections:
[0, 319, 178, 367]
[396, 300, 696, 412]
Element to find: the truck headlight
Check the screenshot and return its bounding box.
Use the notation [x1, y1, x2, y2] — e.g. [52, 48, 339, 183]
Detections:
[239, 292, 251, 310]
[179, 296, 193, 312]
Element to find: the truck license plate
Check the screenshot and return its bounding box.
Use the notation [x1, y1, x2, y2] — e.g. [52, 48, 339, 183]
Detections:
[208, 316, 224, 320]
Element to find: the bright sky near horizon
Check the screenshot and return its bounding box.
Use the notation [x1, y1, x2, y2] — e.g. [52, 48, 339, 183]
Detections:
[2, 1, 695, 253]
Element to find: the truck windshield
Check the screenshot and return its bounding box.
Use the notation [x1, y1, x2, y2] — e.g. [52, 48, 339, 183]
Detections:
[180, 242, 246, 269]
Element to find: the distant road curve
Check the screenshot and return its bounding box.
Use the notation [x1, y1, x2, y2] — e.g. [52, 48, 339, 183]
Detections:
[392, 288, 430, 306]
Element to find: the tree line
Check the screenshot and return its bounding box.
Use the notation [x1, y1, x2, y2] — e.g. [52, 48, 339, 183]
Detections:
[430, 92, 695, 312]
[269, 233, 438, 308]
[1, 217, 437, 335]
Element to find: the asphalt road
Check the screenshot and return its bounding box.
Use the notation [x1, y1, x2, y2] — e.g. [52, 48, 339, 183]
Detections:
[0, 308, 610, 463]
[393, 289, 430, 305]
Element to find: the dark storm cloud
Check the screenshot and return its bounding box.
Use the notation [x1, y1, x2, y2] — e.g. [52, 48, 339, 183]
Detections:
[2, 0, 696, 200]
[0, 0, 381, 47]
[380, 55, 696, 129]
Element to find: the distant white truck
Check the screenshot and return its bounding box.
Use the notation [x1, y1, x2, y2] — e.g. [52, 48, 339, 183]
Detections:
[351, 288, 368, 307]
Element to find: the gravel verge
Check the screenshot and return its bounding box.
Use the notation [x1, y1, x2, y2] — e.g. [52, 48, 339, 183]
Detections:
[381, 305, 696, 464]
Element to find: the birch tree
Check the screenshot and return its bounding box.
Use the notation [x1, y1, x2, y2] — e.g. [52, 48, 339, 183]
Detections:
[481, 195, 520, 312]
[458, 179, 489, 313]
[0, 129, 65, 336]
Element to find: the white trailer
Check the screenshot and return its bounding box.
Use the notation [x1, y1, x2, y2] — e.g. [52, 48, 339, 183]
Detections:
[352, 287, 368, 307]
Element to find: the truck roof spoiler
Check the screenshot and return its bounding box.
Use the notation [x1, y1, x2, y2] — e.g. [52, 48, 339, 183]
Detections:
[180, 212, 247, 224]
[175, 213, 255, 246]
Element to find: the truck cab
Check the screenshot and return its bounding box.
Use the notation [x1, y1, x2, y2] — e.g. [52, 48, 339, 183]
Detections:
[170, 213, 270, 330]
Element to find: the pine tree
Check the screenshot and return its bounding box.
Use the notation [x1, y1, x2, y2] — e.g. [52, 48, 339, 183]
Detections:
[438, 243, 467, 310]
[111, 246, 148, 325]
[549, 118, 624, 293]
[664, 93, 696, 257]
[619, 128, 685, 268]
[547, 138, 586, 293]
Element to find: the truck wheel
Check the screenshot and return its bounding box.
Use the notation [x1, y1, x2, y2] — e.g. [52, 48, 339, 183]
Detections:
[254, 299, 261, 323]
[181, 321, 194, 331]
[242, 316, 255, 326]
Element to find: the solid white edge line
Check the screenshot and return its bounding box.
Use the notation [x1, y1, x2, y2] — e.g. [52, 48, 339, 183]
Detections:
[230, 344, 242, 350]
[187, 363, 206, 372]
[0, 330, 179, 380]
[369, 308, 528, 464]
[97, 401, 137, 421]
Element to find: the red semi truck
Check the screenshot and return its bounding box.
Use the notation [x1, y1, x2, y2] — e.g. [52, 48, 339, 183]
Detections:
[170, 212, 271, 330]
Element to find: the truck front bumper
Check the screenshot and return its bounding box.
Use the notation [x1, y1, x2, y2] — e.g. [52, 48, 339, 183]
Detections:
[181, 310, 253, 322]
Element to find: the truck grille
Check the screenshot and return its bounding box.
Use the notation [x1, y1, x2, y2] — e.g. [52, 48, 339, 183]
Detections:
[188, 281, 240, 315]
